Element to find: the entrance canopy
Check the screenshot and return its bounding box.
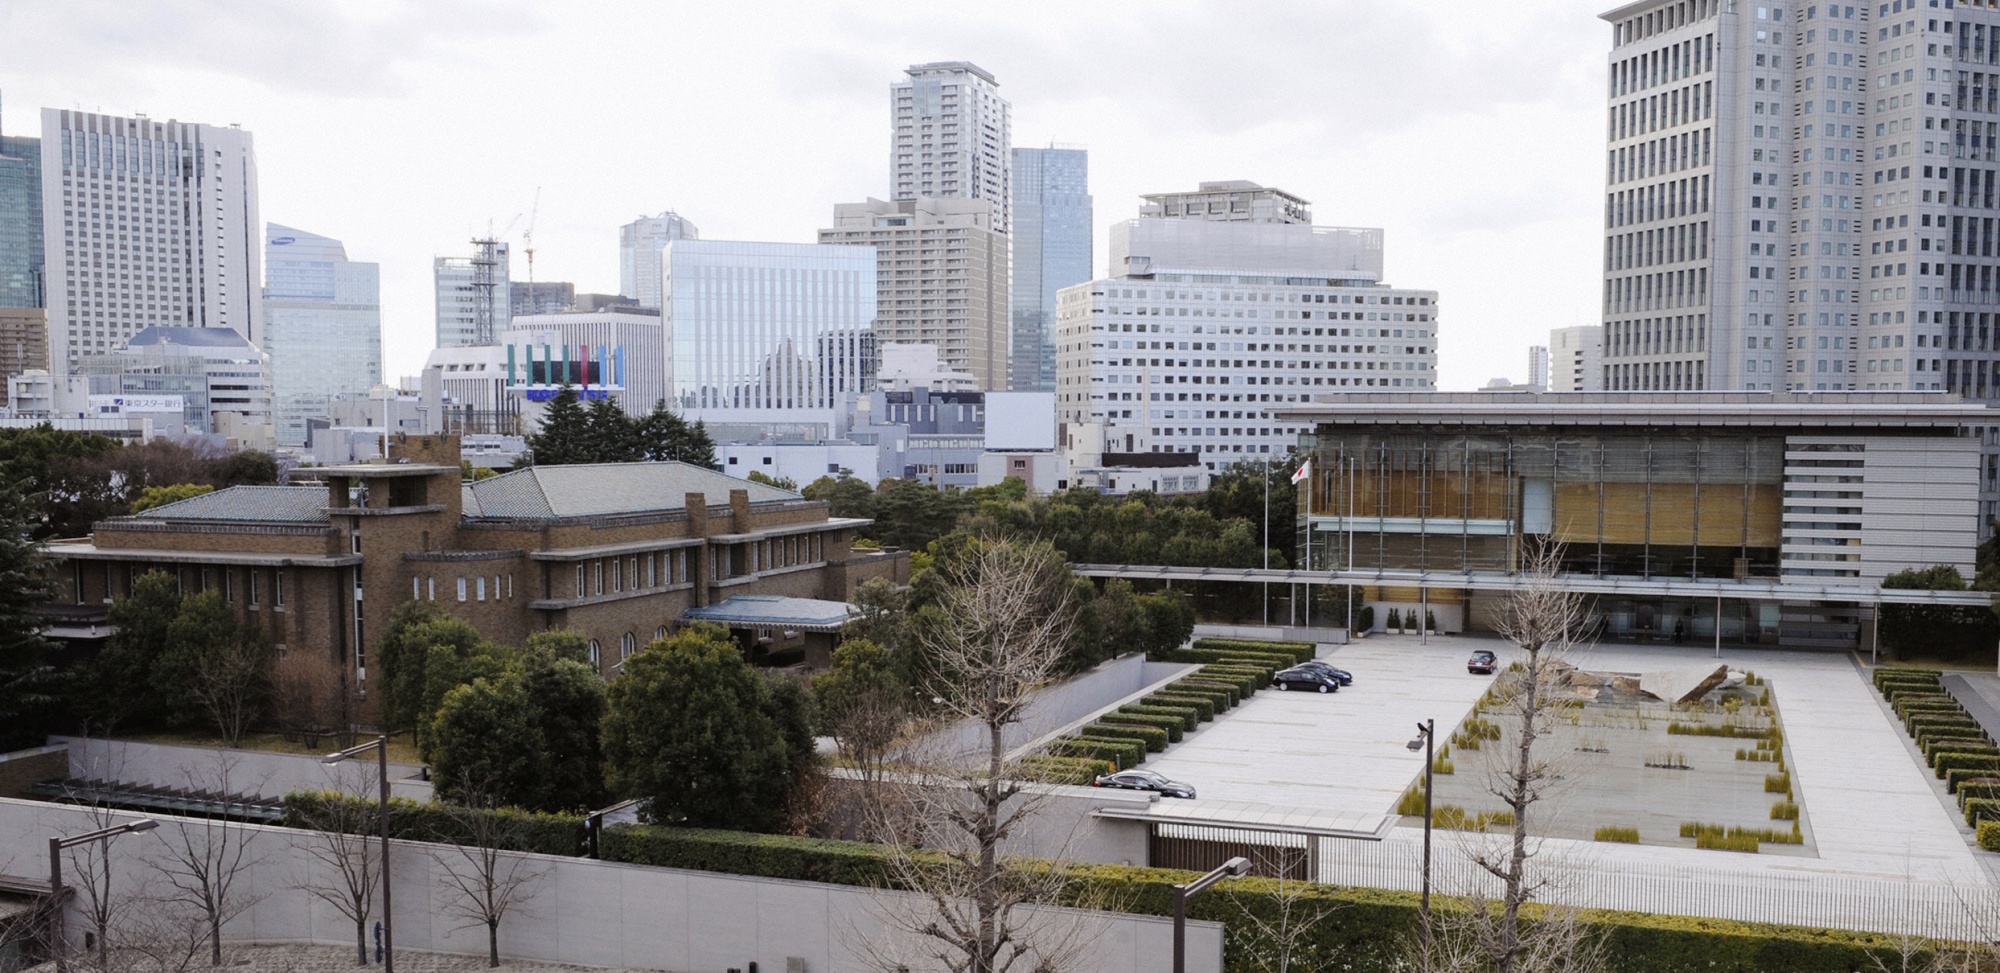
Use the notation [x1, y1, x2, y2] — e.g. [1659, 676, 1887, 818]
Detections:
[683, 595, 862, 633]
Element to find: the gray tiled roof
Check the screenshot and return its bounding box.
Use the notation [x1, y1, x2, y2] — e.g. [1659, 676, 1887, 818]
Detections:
[129, 486, 329, 524]
[463, 462, 798, 520]
[685, 595, 860, 633]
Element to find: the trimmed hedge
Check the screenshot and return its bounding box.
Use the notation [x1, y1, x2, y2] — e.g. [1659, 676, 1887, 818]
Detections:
[1965, 797, 2000, 826]
[1098, 711, 1185, 742]
[1981, 821, 2000, 853]
[1935, 751, 2000, 780]
[1875, 667, 1943, 689]
[1202, 664, 1273, 690]
[597, 824, 1935, 973]
[1895, 701, 1969, 720]
[1163, 647, 1291, 670]
[1167, 681, 1236, 711]
[1909, 714, 1980, 735]
[1196, 667, 1260, 696]
[1079, 722, 1170, 753]
[1946, 767, 2000, 793]
[1916, 726, 1989, 749]
[1883, 682, 1950, 704]
[1924, 737, 1997, 763]
[1144, 693, 1216, 722]
[1190, 637, 1317, 664]
[1018, 755, 1114, 784]
[1176, 679, 1243, 707]
[1049, 735, 1145, 770]
[1128, 700, 1200, 728]
[283, 790, 586, 856]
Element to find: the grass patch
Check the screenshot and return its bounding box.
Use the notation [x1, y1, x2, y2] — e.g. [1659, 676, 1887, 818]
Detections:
[1594, 825, 1641, 843]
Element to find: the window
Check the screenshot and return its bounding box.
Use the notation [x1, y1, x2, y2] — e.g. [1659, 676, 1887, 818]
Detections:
[457, 577, 468, 602]
[655, 625, 668, 642]
[621, 633, 637, 660]
[595, 561, 604, 595]
[576, 564, 586, 597]
[223, 570, 234, 603]
[274, 571, 285, 608]
[249, 571, 260, 606]
[427, 577, 435, 601]
[412, 577, 421, 601]
[588, 640, 601, 667]
[476, 576, 486, 601]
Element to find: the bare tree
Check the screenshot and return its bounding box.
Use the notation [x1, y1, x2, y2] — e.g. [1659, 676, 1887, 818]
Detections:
[289, 765, 379, 966]
[270, 651, 347, 750]
[1418, 897, 1608, 973]
[147, 762, 262, 966]
[862, 538, 1098, 973]
[429, 779, 548, 968]
[1440, 540, 1600, 973]
[1223, 846, 1341, 973]
[183, 630, 274, 748]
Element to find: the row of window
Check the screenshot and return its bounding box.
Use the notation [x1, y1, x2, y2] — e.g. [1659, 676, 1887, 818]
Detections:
[413, 573, 517, 603]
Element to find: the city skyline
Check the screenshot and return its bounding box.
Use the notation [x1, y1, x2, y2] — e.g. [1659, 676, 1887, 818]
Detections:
[0, 0, 1610, 392]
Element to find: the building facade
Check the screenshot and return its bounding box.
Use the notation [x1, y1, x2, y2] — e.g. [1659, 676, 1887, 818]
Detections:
[46, 434, 908, 695]
[1528, 344, 1551, 390]
[506, 306, 667, 415]
[1550, 325, 1607, 391]
[663, 240, 878, 440]
[510, 280, 575, 317]
[72, 326, 274, 449]
[263, 224, 381, 447]
[0, 127, 41, 309]
[892, 62, 1011, 233]
[1009, 146, 1092, 392]
[40, 110, 262, 372]
[619, 211, 698, 309]
[818, 197, 1007, 389]
[0, 307, 47, 385]
[434, 240, 510, 348]
[1055, 184, 1439, 469]
[1280, 392, 1989, 648]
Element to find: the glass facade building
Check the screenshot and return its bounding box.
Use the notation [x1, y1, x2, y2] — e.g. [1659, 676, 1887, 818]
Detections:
[263, 224, 381, 446]
[619, 211, 698, 309]
[662, 241, 878, 438]
[0, 134, 41, 308]
[1009, 147, 1091, 392]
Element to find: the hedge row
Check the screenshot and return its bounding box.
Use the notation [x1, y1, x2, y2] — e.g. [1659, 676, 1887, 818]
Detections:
[1946, 768, 2000, 794]
[1018, 755, 1114, 784]
[1079, 722, 1169, 753]
[1203, 664, 1274, 691]
[1099, 710, 1185, 742]
[1981, 821, 2000, 853]
[1965, 797, 2000, 826]
[1178, 678, 1244, 707]
[1147, 692, 1216, 722]
[282, 790, 587, 857]
[1875, 667, 1943, 690]
[1121, 703, 1200, 732]
[1189, 637, 1317, 664]
[1924, 737, 1997, 763]
[596, 823, 1933, 973]
[1166, 681, 1236, 712]
[1937, 751, 2000, 780]
[1049, 735, 1145, 770]
[1909, 713, 1980, 736]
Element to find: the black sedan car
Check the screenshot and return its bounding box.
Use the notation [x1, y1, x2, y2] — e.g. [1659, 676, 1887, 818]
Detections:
[1287, 659, 1354, 686]
[1468, 650, 1498, 675]
[1092, 769, 1197, 799]
[1272, 667, 1342, 693]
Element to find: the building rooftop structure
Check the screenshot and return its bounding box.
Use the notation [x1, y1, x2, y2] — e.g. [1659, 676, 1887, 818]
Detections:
[462, 462, 801, 521]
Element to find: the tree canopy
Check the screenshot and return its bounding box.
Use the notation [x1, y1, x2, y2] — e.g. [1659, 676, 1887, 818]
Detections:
[1881, 564, 2000, 660]
[525, 388, 717, 469]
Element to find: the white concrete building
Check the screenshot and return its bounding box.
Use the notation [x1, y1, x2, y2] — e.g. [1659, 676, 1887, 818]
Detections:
[40, 109, 262, 373]
[1550, 325, 1606, 391]
[892, 62, 1011, 233]
[876, 343, 977, 392]
[1055, 183, 1439, 469]
[618, 211, 698, 309]
[434, 240, 510, 348]
[71, 326, 274, 449]
[263, 223, 380, 447]
[1528, 344, 1551, 390]
[819, 196, 1008, 390]
[505, 306, 666, 415]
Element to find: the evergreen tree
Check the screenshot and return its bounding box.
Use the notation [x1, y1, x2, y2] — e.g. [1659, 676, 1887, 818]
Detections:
[524, 386, 589, 466]
[0, 484, 62, 748]
[86, 570, 184, 729]
[581, 397, 639, 462]
[428, 675, 548, 808]
[635, 400, 688, 462]
[802, 473, 877, 521]
[518, 653, 607, 812]
[678, 420, 719, 470]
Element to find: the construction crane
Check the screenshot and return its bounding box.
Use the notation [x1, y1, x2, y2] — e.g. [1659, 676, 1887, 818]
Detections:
[522, 187, 542, 290]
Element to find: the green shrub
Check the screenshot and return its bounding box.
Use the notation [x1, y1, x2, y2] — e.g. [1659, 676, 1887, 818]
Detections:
[1980, 821, 2000, 852]
[1145, 693, 1215, 722]
[1907, 714, 1980, 737]
[1098, 711, 1184, 743]
[1433, 806, 1511, 831]
[1594, 825, 1641, 843]
[1048, 735, 1144, 770]
[1196, 666, 1261, 695]
[1173, 679, 1241, 708]
[1933, 751, 2000, 781]
[283, 790, 586, 856]
[1770, 800, 1799, 821]
[1875, 667, 1943, 690]
[1963, 797, 2000, 826]
[1959, 781, 2000, 805]
[1201, 663, 1274, 689]
[1433, 755, 1455, 775]
[1120, 703, 1199, 732]
[1930, 742, 2000, 767]
[1190, 637, 1316, 664]
[1765, 773, 1792, 794]
[1666, 721, 1772, 739]
[1948, 769, 2000, 794]
[1397, 784, 1427, 816]
[1018, 755, 1114, 784]
[1917, 730, 1991, 757]
[1079, 722, 1170, 753]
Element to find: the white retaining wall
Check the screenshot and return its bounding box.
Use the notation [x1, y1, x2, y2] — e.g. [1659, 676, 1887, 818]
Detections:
[0, 799, 1221, 973]
[52, 737, 435, 802]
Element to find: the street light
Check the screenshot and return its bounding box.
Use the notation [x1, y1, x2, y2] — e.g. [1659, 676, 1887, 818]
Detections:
[1173, 856, 1251, 973]
[324, 736, 393, 973]
[49, 817, 158, 973]
[1406, 718, 1436, 943]
[583, 798, 643, 860]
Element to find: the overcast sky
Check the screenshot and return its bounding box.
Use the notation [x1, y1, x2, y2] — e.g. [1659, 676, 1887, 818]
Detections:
[0, 0, 1614, 391]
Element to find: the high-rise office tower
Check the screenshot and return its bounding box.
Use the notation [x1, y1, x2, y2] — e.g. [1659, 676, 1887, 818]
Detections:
[1599, 0, 2000, 395]
[1549, 325, 1607, 391]
[619, 211, 698, 309]
[0, 99, 42, 310]
[40, 109, 261, 373]
[435, 240, 510, 348]
[1528, 344, 1551, 389]
[892, 62, 1012, 232]
[819, 197, 1009, 389]
[1009, 146, 1092, 391]
[263, 224, 381, 447]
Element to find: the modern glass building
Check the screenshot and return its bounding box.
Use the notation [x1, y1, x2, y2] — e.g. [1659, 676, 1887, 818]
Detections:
[263, 224, 381, 446]
[619, 211, 698, 309]
[662, 241, 878, 439]
[0, 132, 41, 308]
[1009, 146, 1091, 392]
[1276, 392, 1991, 649]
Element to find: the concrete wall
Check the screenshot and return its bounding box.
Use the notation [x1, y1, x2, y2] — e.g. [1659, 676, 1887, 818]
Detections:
[1192, 622, 1349, 646]
[921, 654, 1197, 765]
[53, 737, 434, 803]
[0, 799, 1221, 973]
[0, 745, 66, 799]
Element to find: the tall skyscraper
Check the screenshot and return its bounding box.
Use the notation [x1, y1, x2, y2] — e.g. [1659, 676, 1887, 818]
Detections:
[0, 100, 42, 309]
[435, 240, 510, 348]
[662, 240, 877, 439]
[892, 62, 1012, 232]
[263, 224, 381, 447]
[1549, 325, 1606, 391]
[40, 109, 262, 373]
[1528, 344, 1551, 390]
[619, 211, 698, 309]
[819, 197, 1009, 389]
[1009, 146, 1092, 391]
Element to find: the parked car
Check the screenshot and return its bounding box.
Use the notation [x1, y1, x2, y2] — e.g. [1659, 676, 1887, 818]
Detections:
[1092, 769, 1197, 799]
[1467, 650, 1498, 675]
[1284, 660, 1354, 686]
[1272, 667, 1342, 693]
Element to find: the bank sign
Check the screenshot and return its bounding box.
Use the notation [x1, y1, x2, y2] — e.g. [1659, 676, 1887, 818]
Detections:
[89, 395, 184, 414]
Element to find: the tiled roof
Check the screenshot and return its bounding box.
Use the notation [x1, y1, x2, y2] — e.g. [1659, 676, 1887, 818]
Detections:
[128, 486, 328, 524]
[463, 462, 798, 521]
[684, 595, 860, 633]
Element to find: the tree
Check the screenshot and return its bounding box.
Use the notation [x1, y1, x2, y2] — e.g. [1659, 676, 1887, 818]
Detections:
[153, 591, 274, 743]
[0, 483, 62, 750]
[269, 650, 349, 750]
[635, 400, 719, 469]
[517, 652, 607, 812]
[131, 483, 215, 513]
[803, 473, 877, 521]
[289, 773, 379, 965]
[427, 783, 549, 968]
[866, 537, 1095, 973]
[1881, 565, 2000, 660]
[1202, 454, 1302, 567]
[523, 628, 591, 665]
[85, 570, 184, 730]
[524, 385, 589, 466]
[580, 396, 639, 462]
[375, 601, 507, 747]
[747, 469, 799, 492]
[429, 676, 549, 809]
[149, 763, 262, 965]
[601, 624, 798, 831]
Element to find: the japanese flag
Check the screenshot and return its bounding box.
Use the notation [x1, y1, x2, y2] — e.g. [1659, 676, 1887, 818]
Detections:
[1289, 460, 1311, 486]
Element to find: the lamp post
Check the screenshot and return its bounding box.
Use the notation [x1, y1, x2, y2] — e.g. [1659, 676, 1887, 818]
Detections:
[1406, 719, 1436, 942]
[324, 736, 393, 973]
[1173, 856, 1250, 973]
[49, 817, 158, 973]
[583, 798, 643, 860]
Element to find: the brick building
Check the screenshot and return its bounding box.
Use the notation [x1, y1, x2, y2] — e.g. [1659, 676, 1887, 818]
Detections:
[46, 434, 907, 697]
